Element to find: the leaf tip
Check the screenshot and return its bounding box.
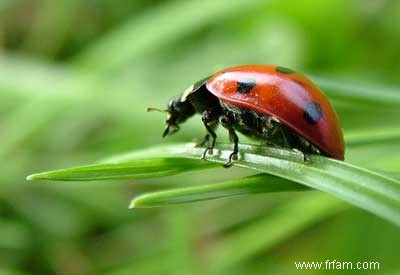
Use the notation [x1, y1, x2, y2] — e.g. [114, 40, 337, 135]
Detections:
[26, 174, 39, 181]
[129, 195, 149, 209]
[128, 198, 139, 209]
[26, 172, 49, 181]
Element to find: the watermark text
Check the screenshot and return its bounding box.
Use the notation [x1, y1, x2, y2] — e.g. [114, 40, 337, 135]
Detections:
[294, 260, 380, 270]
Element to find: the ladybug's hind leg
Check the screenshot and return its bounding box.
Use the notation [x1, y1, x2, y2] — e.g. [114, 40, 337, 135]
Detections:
[278, 125, 310, 162]
[292, 148, 309, 161]
[219, 115, 239, 168]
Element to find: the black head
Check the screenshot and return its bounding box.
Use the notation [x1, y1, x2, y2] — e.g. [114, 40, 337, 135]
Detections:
[148, 94, 195, 137]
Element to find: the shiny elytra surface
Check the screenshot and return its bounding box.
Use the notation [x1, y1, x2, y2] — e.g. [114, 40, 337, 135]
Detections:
[206, 65, 345, 160]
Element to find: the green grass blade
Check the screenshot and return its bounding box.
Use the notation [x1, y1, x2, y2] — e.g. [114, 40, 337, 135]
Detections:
[130, 173, 308, 208]
[75, 0, 269, 71]
[311, 74, 400, 105]
[0, 55, 90, 100]
[28, 143, 400, 226]
[0, 100, 66, 159]
[27, 157, 217, 181]
[345, 127, 400, 146]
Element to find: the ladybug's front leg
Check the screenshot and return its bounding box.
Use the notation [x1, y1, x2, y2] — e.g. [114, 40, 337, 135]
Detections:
[197, 122, 217, 147]
[201, 109, 219, 159]
[219, 115, 239, 168]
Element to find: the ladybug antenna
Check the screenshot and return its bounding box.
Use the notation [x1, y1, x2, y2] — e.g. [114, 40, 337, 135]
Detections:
[147, 107, 167, 113]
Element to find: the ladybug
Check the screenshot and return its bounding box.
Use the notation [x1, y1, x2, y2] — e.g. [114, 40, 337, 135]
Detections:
[148, 65, 345, 166]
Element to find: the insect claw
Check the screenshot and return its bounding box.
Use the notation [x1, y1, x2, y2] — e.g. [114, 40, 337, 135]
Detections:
[201, 148, 210, 159]
[223, 152, 238, 168]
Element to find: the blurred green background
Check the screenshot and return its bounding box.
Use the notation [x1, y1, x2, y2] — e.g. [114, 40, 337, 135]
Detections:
[1, 0, 400, 274]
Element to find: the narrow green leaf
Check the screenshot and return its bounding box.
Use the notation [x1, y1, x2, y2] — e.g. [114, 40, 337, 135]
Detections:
[311, 74, 400, 106]
[27, 157, 217, 181]
[112, 144, 400, 226]
[176, 143, 400, 226]
[28, 143, 400, 226]
[345, 127, 400, 146]
[130, 173, 308, 208]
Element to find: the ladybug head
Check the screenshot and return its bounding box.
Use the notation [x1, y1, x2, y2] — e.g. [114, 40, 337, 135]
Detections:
[147, 95, 195, 137]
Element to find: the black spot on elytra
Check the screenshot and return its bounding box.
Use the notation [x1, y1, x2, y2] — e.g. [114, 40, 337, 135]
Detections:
[303, 101, 322, 124]
[276, 66, 295, 74]
[237, 78, 256, 94]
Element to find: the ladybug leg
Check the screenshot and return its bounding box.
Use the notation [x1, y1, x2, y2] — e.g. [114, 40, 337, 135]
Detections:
[219, 115, 239, 168]
[196, 123, 217, 147]
[201, 110, 219, 159]
[292, 148, 308, 161]
[223, 129, 239, 168]
[277, 125, 308, 161]
[277, 125, 290, 148]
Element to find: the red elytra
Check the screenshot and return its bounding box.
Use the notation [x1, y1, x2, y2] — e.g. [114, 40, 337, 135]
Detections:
[205, 65, 345, 160]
